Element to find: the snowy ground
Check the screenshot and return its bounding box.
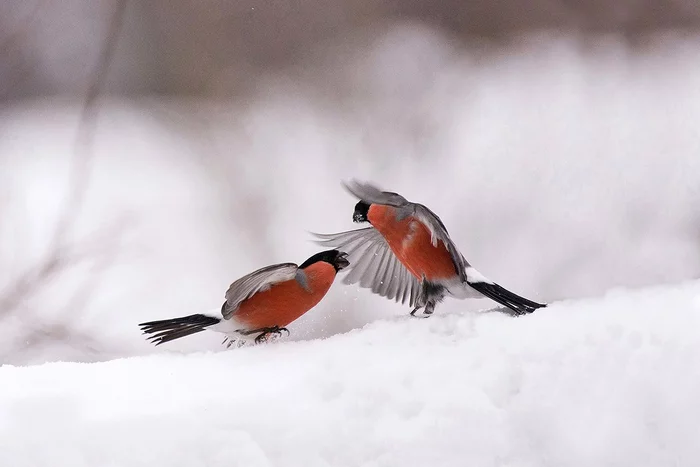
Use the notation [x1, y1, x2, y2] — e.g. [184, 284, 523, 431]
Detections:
[2, 280, 699, 467]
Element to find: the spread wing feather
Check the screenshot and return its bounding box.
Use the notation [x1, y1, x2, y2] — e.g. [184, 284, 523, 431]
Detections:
[342, 180, 409, 207]
[312, 227, 422, 308]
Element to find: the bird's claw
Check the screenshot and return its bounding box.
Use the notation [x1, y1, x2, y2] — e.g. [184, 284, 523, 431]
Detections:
[222, 336, 246, 349]
[410, 312, 432, 319]
[410, 304, 434, 318]
[253, 326, 290, 344]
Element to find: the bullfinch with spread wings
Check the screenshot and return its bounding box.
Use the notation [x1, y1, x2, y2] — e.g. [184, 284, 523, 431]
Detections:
[313, 181, 546, 317]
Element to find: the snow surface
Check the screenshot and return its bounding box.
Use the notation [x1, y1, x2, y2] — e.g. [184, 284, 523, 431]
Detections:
[2, 280, 700, 467]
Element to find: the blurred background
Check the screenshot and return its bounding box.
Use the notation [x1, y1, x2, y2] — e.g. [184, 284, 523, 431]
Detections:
[1, 0, 699, 365]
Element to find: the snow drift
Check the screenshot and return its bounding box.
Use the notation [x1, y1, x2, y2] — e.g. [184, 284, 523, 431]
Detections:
[2, 280, 700, 467]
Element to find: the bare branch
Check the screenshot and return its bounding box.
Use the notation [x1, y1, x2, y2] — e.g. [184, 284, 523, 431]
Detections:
[60, 216, 131, 317]
[51, 0, 129, 251]
[0, 0, 130, 361]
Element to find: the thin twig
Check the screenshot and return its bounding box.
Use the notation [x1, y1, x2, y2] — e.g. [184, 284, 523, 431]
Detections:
[51, 0, 129, 251]
[0, 0, 129, 323]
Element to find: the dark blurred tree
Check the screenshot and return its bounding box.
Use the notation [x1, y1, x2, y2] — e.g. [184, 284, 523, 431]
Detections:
[0, 0, 128, 362]
[2, 0, 700, 103]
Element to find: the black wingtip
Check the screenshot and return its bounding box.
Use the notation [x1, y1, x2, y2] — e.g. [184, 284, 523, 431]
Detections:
[468, 281, 547, 316]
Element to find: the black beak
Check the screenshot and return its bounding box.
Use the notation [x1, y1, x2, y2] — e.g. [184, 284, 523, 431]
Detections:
[335, 252, 350, 270]
[353, 213, 365, 223]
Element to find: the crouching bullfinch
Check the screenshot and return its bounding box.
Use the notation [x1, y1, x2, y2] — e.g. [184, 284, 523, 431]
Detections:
[139, 249, 349, 347]
[313, 180, 546, 317]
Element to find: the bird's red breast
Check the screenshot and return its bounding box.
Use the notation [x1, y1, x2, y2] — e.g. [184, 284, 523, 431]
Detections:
[233, 261, 337, 329]
[368, 204, 457, 281]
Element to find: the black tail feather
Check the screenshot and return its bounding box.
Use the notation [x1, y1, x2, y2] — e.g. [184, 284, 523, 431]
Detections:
[468, 281, 546, 315]
[139, 314, 221, 346]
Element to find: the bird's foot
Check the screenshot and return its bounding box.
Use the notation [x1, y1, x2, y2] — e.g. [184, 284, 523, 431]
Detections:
[409, 302, 435, 318]
[223, 336, 251, 349]
[255, 326, 290, 344]
[409, 308, 432, 319]
[238, 326, 290, 344]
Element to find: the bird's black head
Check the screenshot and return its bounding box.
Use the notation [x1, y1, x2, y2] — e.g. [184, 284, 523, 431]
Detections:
[353, 200, 370, 223]
[299, 249, 350, 272]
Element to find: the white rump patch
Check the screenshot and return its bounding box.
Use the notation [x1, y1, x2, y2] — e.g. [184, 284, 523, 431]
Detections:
[465, 267, 493, 284]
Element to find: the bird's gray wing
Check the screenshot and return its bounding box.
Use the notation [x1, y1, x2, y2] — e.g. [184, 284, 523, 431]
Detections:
[412, 203, 471, 282]
[413, 203, 547, 314]
[221, 262, 299, 319]
[342, 179, 410, 207]
[312, 227, 422, 308]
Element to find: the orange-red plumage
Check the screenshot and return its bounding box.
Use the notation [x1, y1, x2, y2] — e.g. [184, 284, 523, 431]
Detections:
[367, 204, 457, 281]
[234, 262, 336, 329]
